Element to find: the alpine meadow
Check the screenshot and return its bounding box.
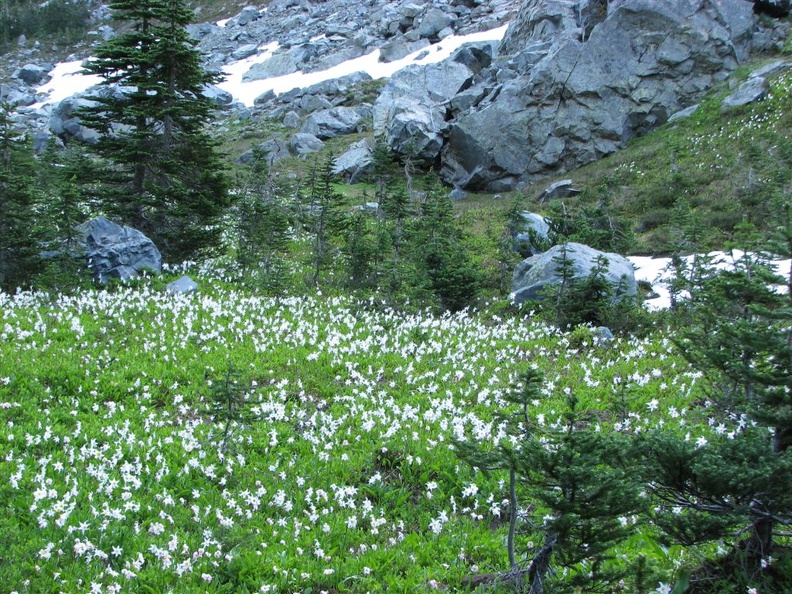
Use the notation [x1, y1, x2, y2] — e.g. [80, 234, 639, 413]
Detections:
[2, 0, 792, 593]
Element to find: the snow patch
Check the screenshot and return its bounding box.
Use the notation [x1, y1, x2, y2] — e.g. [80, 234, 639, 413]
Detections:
[31, 25, 508, 109]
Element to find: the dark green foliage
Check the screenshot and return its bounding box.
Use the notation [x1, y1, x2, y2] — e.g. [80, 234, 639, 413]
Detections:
[78, 0, 231, 262]
[35, 145, 96, 290]
[646, 212, 792, 583]
[547, 184, 634, 254]
[344, 210, 379, 291]
[234, 148, 292, 293]
[0, 0, 91, 49]
[0, 105, 45, 291]
[204, 364, 253, 455]
[455, 368, 646, 593]
[537, 245, 647, 333]
[301, 157, 349, 288]
[411, 185, 480, 311]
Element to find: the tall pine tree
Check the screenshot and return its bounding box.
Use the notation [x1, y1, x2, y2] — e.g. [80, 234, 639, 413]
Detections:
[0, 104, 44, 291]
[79, 0, 230, 262]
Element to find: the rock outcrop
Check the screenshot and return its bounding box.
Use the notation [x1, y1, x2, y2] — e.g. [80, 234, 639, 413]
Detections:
[373, 41, 498, 161]
[439, 0, 762, 191]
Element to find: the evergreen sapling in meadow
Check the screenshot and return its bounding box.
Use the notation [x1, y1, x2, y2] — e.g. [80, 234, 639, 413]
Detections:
[642, 215, 792, 589]
[455, 368, 646, 593]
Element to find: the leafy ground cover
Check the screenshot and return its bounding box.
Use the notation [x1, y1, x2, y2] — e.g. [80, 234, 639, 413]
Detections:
[0, 264, 752, 594]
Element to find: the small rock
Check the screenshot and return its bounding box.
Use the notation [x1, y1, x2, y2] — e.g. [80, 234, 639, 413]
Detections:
[538, 180, 580, 203]
[166, 276, 199, 294]
[668, 104, 699, 122]
[289, 132, 325, 155]
[449, 187, 468, 200]
[722, 76, 769, 111]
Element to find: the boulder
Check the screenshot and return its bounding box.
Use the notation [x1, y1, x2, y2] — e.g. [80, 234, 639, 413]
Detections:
[379, 36, 431, 62]
[498, 0, 581, 55]
[301, 71, 373, 98]
[48, 94, 101, 144]
[78, 217, 162, 284]
[417, 8, 455, 39]
[231, 43, 260, 60]
[238, 138, 291, 164]
[538, 179, 580, 203]
[289, 132, 325, 155]
[301, 106, 368, 139]
[235, 6, 261, 26]
[16, 63, 48, 86]
[243, 45, 314, 81]
[668, 104, 699, 122]
[511, 242, 637, 304]
[333, 138, 374, 182]
[299, 94, 333, 114]
[374, 43, 496, 160]
[449, 187, 468, 200]
[513, 212, 551, 257]
[442, 0, 758, 190]
[202, 84, 233, 107]
[166, 275, 199, 294]
[721, 76, 769, 111]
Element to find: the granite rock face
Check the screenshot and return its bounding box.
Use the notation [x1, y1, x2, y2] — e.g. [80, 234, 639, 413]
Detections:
[440, 0, 762, 191]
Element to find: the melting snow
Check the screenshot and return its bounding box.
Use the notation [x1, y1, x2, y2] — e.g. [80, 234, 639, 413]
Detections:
[31, 60, 103, 109]
[629, 252, 792, 311]
[32, 24, 508, 109]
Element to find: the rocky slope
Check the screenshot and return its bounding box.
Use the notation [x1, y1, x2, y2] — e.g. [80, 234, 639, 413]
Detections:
[1, 0, 790, 191]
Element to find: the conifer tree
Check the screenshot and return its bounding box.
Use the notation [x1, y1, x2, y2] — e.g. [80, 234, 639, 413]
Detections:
[79, 0, 231, 261]
[411, 185, 479, 311]
[455, 369, 645, 593]
[644, 217, 792, 578]
[0, 104, 44, 291]
[302, 157, 348, 288]
[234, 148, 292, 293]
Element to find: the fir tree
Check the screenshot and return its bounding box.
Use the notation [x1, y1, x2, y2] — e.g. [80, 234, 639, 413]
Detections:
[644, 217, 792, 579]
[455, 368, 645, 593]
[78, 0, 231, 262]
[301, 157, 348, 288]
[0, 104, 44, 291]
[411, 185, 479, 311]
[234, 147, 292, 293]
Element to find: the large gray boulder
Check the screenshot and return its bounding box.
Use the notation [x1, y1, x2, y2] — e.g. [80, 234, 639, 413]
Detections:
[333, 138, 374, 182]
[417, 8, 455, 39]
[511, 242, 636, 304]
[379, 36, 431, 62]
[289, 132, 325, 155]
[78, 217, 162, 284]
[48, 95, 101, 144]
[721, 76, 769, 110]
[243, 45, 314, 81]
[374, 41, 497, 161]
[442, 0, 758, 190]
[16, 63, 49, 86]
[301, 106, 369, 139]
